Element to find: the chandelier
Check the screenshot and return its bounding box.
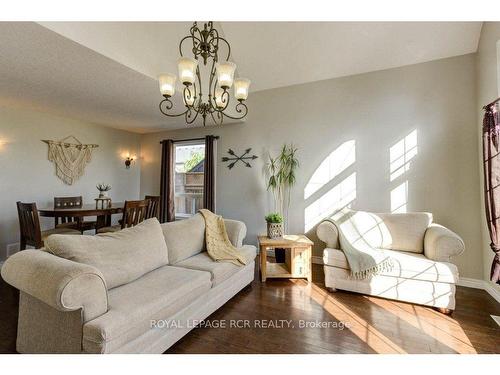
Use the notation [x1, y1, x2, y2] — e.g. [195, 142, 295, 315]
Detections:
[158, 21, 250, 126]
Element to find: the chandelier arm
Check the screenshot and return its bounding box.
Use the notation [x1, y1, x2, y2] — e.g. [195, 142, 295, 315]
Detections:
[185, 107, 200, 125]
[159, 98, 189, 117]
[213, 36, 231, 61]
[210, 110, 224, 126]
[183, 85, 195, 108]
[207, 27, 220, 60]
[218, 88, 231, 112]
[221, 101, 248, 120]
[195, 65, 203, 99]
[207, 26, 230, 61]
[179, 35, 201, 57]
[208, 59, 219, 109]
[192, 81, 199, 107]
[210, 80, 218, 109]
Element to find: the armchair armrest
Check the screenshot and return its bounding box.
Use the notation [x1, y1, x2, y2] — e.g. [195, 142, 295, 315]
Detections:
[424, 223, 465, 262]
[316, 220, 340, 249]
[1, 250, 108, 322]
[224, 219, 247, 248]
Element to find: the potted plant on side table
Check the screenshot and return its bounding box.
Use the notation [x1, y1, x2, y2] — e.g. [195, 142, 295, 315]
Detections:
[265, 213, 284, 239]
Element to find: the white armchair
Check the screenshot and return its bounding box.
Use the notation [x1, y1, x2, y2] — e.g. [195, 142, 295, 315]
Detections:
[317, 211, 464, 313]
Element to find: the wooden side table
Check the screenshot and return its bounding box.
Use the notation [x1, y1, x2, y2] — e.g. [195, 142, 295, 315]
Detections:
[258, 235, 313, 283]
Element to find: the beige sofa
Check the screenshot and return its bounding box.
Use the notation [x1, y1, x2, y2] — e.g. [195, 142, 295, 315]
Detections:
[1, 214, 256, 353]
[316, 211, 464, 312]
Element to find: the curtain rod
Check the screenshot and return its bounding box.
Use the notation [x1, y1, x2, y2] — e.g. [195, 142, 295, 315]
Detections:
[160, 135, 219, 144]
[484, 97, 500, 110]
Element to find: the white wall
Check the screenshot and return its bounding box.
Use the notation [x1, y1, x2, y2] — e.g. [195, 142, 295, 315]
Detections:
[476, 22, 500, 292]
[0, 105, 141, 260]
[141, 54, 484, 279]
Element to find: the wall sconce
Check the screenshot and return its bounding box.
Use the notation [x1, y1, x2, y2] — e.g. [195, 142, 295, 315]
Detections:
[125, 156, 135, 169]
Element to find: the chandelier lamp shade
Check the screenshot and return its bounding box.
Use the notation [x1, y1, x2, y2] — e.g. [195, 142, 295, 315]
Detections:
[158, 21, 250, 126]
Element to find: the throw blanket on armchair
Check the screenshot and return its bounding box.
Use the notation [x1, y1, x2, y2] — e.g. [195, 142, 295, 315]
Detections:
[199, 209, 248, 266]
[327, 209, 394, 279]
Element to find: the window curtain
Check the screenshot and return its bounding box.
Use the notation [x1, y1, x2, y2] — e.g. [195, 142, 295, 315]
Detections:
[160, 139, 175, 222]
[203, 135, 217, 213]
[482, 103, 500, 284]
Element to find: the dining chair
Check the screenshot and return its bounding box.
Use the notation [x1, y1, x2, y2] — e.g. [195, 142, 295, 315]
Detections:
[97, 199, 150, 233]
[54, 196, 97, 233]
[16, 201, 81, 250]
[145, 195, 160, 219]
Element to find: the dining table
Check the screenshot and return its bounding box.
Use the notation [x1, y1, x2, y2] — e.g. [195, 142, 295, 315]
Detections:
[38, 201, 125, 230]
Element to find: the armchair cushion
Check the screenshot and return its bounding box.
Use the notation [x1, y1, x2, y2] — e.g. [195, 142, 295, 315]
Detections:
[424, 223, 465, 262]
[1, 250, 108, 322]
[376, 212, 432, 253]
[317, 211, 432, 254]
[323, 247, 458, 283]
[44, 218, 168, 289]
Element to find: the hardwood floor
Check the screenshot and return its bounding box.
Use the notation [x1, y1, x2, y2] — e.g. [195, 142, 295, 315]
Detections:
[1, 262, 499, 354]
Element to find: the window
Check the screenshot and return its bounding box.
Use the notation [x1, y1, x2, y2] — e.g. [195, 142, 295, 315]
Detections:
[174, 142, 205, 219]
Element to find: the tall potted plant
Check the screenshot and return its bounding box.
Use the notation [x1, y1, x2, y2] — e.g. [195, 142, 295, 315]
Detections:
[266, 144, 299, 261]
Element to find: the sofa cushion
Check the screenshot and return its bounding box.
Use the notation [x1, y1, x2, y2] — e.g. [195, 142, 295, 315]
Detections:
[323, 248, 458, 283]
[82, 265, 211, 353]
[44, 218, 169, 289]
[175, 245, 257, 287]
[161, 213, 206, 264]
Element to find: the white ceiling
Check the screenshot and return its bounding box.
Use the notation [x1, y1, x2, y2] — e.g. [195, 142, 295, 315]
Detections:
[0, 22, 482, 133]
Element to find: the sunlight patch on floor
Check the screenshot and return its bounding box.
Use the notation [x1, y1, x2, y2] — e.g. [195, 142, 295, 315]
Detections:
[367, 297, 477, 353]
[305, 283, 407, 353]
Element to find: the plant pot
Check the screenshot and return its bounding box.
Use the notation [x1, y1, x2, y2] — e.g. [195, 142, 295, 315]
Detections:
[98, 192, 107, 198]
[267, 222, 283, 239]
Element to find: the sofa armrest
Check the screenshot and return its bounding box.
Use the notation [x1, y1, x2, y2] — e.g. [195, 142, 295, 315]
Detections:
[424, 223, 465, 262]
[316, 220, 340, 249]
[224, 219, 247, 248]
[1, 250, 108, 322]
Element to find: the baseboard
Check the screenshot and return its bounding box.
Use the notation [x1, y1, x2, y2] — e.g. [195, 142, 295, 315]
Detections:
[456, 277, 485, 289]
[484, 282, 500, 303]
[313, 255, 500, 303]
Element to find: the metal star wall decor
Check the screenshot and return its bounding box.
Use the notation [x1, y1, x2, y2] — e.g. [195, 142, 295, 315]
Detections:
[221, 148, 258, 169]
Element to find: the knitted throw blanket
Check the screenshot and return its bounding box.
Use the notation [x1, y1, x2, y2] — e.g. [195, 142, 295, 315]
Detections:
[199, 209, 247, 266]
[327, 208, 394, 279]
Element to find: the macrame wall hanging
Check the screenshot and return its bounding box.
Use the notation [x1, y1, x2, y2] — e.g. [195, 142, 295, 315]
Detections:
[42, 136, 99, 185]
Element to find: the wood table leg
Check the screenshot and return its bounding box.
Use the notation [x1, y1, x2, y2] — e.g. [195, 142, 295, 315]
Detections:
[260, 245, 267, 282]
[307, 246, 312, 283]
[96, 215, 106, 230]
